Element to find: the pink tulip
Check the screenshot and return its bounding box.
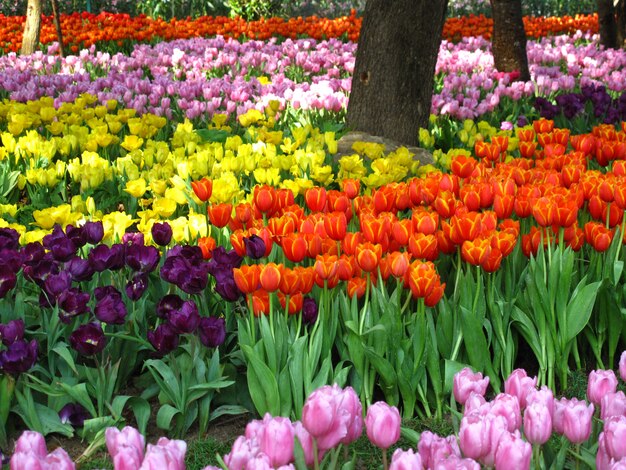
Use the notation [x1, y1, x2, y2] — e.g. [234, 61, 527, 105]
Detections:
[13, 431, 47, 458]
[598, 434, 613, 470]
[293, 421, 316, 468]
[224, 436, 258, 470]
[432, 455, 481, 470]
[526, 386, 555, 416]
[555, 398, 594, 444]
[602, 416, 626, 462]
[463, 392, 487, 414]
[620, 351, 626, 382]
[523, 401, 553, 445]
[418, 431, 460, 469]
[106, 427, 146, 464]
[489, 393, 522, 432]
[588, 369, 619, 405]
[504, 369, 537, 410]
[338, 386, 363, 445]
[611, 458, 626, 469]
[10, 452, 44, 470]
[301, 384, 349, 450]
[112, 446, 144, 470]
[139, 440, 186, 470]
[201, 467, 221, 470]
[601, 391, 626, 420]
[494, 432, 532, 470]
[258, 416, 294, 468]
[389, 448, 423, 470]
[453, 368, 490, 406]
[365, 402, 401, 450]
[459, 411, 508, 467]
[42, 448, 75, 470]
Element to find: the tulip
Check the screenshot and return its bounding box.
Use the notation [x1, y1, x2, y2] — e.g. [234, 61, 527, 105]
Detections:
[301, 384, 349, 450]
[601, 416, 626, 463]
[58, 403, 90, 428]
[493, 431, 532, 470]
[0, 339, 38, 375]
[106, 426, 146, 467]
[140, 438, 186, 470]
[198, 316, 226, 348]
[459, 411, 508, 467]
[418, 431, 461, 469]
[620, 351, 626, 382]
[302, 297, 319, 325]
[259, 263, 282, 292]
[13, 431, 48, 458]
[191, 177, 212, 202]
[523, 401, 553, 445]
[0, 319, 24, 346]
[167, 300, 200, 334]
[504, 369, 537, 410]
[151, 222, 173, 246]
[224, 436, 259, 470]
[453, 368, 490, 406]
[601, 391, 626, 420]
[147, 323, 179, 357]
[281, 233, 307, 263]
[588, 369, 619, 405]
[489, 393, 522, 432]
[293, 421, 316, 467]
[338, 386, 363, 445]
[243, 235, 266, 260]
[389, 448, 423, 470]
[432, 455, 480, 470]
[207, 203, 232, 228]
[554, 397, 594, 444]
[82, 221, 104, 245]
[94, 286, 127, 325]
[365, 402, 401, 450]
[69, 322, 106, 356]
[257, 415, 294, 467]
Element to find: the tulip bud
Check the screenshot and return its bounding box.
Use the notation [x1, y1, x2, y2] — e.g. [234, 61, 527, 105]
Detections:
[620, 351, 626, 382]
[494, 431, 532, 470]
[365, 402, 401, 449]
[588, 369, 619, 405]
[389, 448, 423, 470]
[601, 391, 626, 421]
[453, 368, 490, 406]
[523, 402, 553, 445]
[504, 369, 537, 410]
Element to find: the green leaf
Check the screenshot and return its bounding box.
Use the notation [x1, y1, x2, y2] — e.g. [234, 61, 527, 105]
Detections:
[128, 397, 150, 436]
[400, 427, 420, 446]
[209, 405, 249, 422]
[53, 344, 78, 375]
[156, 404, 181, 430]
[195, 128, 229, 143]
[278, 366, 293, 417]
[443, 359, 468, 395]
[564, 280, 601, 343]
[58, 383, 97, 419]
[241, 344, 281, 416]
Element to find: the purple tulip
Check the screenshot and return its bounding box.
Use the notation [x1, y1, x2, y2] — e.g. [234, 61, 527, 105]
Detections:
[167, 300, 200, 334]
[523, 401, 553, 445]
[147, 323, 180, 357]
[69, 322, 106, 356]
[122, 231, 145, 246]
[43, 270, 73, 300]
[160, 251, 210, 295]
[301, 384, 350, 450]
[198, 316, 226, 348]
[65, 225, 87, 249]
[156, 294, 184, 318]
[389, 448, 423, 470]
[82, 221, 104, 245]
[0, 227, 20, 250]
[453, 368, 490, 406]
[125, 273, 149, 301]
[494, 431, 532, 470]
[302, 297, 319, 325]
[59, 403, 90, 427]
[88, 244, 125, 272]
[125, 243, 160, 273]
[20, 243, 45, 265]
[0, 248, 22, 273]
[554, 397, 594, 444]
[244, 234, 266, 259]
[58, 288, 91, 323]
[588, 369, 619, 406]
[23, 257, 59, 287]
[620, 351, 626, 383]
[602, 391, 626, 421]
[43, 225, 77, 262]
[94, 286, 127, 325]
[65, 256, 95, 282]
[0, 339, 38, 375]
[0, 319, 25, 346]
[151, 222, 172, 246]
[0, 266, 17, 299]
[214, 277, 242, 302]
[418, 431, 461, 469]
[504, 369, 537, 410]
[365, 401, 401, 450]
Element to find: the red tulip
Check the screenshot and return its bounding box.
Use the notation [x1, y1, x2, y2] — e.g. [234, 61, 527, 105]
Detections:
[451, 154, 477, 179]
[191, 177, 213, 202]
[234, 265, 261, 294]
[198, 236, 216, 259]
[305, 187, 327, 213]
[281, 233, 307, 263]
[324, 211, 348, 241]
[532, 197, 555, 227]
[341, 178, 361, 199]
[533, 118, 554, 134]
[253, 184, 277, 214]
[355, 242, 383, 273]
[207, 203, 232, 228]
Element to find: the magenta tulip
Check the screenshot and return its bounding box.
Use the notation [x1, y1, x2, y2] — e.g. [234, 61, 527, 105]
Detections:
[140, 440, 186, 470]
[588, 369, 619, 405]
[453, 368, 490, 406]
[602, 391, 626, 420]
[258, 416, 294, 467]
[611, 458, 626, 469]
[389, 448, 423, 470]
[459, 411, 508, 467]
[293, 421, 316, 468]
[13, 431, 47, 458]
[526, 386, 555, 416]
[494, 431, 532, 470]
[432, 455, 481, 470]
[555, 398, 594, 444]
[224, 436, 258, 470]
[365, 402, 401, 449]
[602, 416, 626, 462]
[463, 392, 487, 414]
[523, 401, 553, 445]
[338, 386, 363, 445]
[105, 426, 146, 465]
[301, 384, 349, 450]
[504, 369, 537, 410]
[489, 393, 522, 431]
[418, 431, 460, 469]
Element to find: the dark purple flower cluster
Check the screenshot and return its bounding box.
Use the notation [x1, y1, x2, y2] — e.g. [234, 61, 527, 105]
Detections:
[535, 84, 626, 124]
[160, 245, 210, 294]
[207, 246, 243, 302]
[0, 228, 21, 299]
[0, 319, 38, 375]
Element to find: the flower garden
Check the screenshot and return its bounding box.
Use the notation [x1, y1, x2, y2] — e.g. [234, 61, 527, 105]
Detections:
[1, 1, 626, 469]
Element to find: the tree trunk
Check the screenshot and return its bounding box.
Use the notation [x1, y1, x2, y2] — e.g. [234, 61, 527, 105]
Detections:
[490, 0, 530, 81]
[50, 0, 65, 56]
[614, 0, 626, 48]
[346, 0, 448, 146]
[21, 0, 42, 55]
[597, 0, 619, 48]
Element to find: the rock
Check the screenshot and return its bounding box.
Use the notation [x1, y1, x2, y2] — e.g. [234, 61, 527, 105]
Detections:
[335, 131, 434, 166]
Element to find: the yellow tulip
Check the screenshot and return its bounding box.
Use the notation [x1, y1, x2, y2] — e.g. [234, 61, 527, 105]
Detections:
[124, 178, 147, 198]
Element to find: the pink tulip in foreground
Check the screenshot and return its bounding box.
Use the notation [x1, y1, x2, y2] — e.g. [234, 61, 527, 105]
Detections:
[504, 369, 537, 410]
[523, 401, 553, 445]
[418, 430, 461, 468]
[10, 431, 75, 470]
[105, 426, 146, 469]
[588, 369, 619, 405]
[365, 402, 401, 450]
[432, 455, 481, 469]
[389, 448, 423, 470]
[494, 431, 532, 470]
[453, 368, 490, 406]
[553, 397, 595, 444]
[459, 411, 509, 467]
[601, 391, 626, 421]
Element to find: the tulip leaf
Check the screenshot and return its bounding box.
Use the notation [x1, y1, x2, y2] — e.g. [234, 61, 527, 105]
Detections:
[364, 346, 398, 400]
[311, 356, 331, 391]
[156, 404, 181, 430]
[53, 344, 79, 375]
[242, 344, 280, 416]
[289, 336, 306, 415]
[195, 128, 229, 143]
[400, 427, 420, 446]
[510, 306, 543, 368]
[12, 390, 73, 438]
[127, 397, 150, 436]
[293, 436, 308, 470]
[443, 359, 468, 395]
[278, 366, 292, 417]
[58, 383, 97, 420]
[208, 405, 249, 422]
[564, 279, 601, 343]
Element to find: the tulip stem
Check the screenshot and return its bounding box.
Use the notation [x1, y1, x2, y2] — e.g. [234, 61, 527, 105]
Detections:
[382, 449, 388, 470]
[313, 439, 320, 470]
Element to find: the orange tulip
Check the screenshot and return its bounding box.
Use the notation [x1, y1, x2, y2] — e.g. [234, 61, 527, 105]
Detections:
[490, 230, 517, 257]
[281, 233, 307, 263]
[433, 190, 457, 219]
[481, 247, 503, 273]
[450, 210, 483, 243]
[295, 266, 315, 295]
[450, 154, 477, 179]
[531, 197, 555, 227]
[314, 254, 339, 281]
[533, 118, 554, 134]
[584, 222, 614, 252]
[336, 255, 356, 281]
[324, 211, 348, 241]
[251, 289, 270, 317]
[235, 203, 254, 226]
[516, 128, 536, 142]
[424, 278, 445, 307]
[198, 236, 216, 259]
[408, 233, 438, 261]
[248, 227, 274, 257]
[518, 141, 538, 159]
[259, 263, 282, 292]
[406, 261, 438, 299]
[279, 267, 302, 296]
[387, 251, 411, 278]
[207, 203, 232, 228]
[412, 208, 439, 235]
[341, 232, 362, 256]
[278, 292, 303, 315]
[253, 184, 277, 214]
[230, 230, 248, 257]
[191, 177, 212, 202]
[461, 238, 492, 266]
[360, 213, 392, 245]
[341, 178, 361, 199]
[355, 242, 383, 273]
[347, 277, 367, 299]
[233, 265, 261, 294]
[305, 187, 327, 213]
[460, 184, 481, 212]
[391, 219, 413, 246]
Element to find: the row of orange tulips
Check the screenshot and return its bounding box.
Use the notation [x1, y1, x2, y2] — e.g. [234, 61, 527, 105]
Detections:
[0, 10, 599, 53]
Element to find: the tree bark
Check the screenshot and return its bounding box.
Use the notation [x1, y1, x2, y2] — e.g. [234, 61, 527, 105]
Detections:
[490, 0, 530, 81]
[50, 0, 65, 56]
[597, 0, 619, 48]
[346, 0, 448, 146]
[618, 0, 626, 48]
[21, 0, 42, 55]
